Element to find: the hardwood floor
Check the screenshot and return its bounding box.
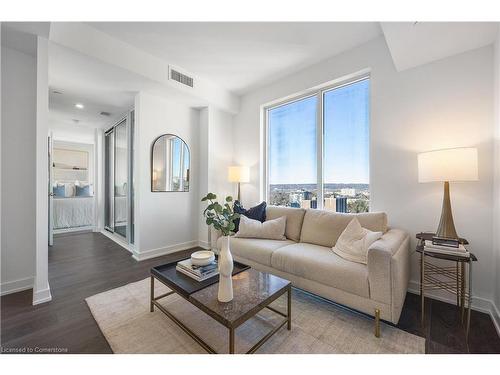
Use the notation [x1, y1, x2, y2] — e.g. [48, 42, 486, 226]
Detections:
[1, 231, 499, 354]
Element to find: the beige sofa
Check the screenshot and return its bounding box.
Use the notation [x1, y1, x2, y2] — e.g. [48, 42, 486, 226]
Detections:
[216, 206, 410, 331]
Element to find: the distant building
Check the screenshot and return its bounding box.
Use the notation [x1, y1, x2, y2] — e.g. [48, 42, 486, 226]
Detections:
[336, 197, 348, 213]
[324, 197, 336, 211]
[300, 200, 311, 209]
[340, 188, 356, 197]
[303, 191, 313, 200]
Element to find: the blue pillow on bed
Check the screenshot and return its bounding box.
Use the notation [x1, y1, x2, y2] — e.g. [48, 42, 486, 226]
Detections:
[75, 185, 91, 197]
[53, 185, 65, 197]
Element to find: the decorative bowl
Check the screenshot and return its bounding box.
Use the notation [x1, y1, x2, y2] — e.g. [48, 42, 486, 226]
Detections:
[191, 250, 215, 266]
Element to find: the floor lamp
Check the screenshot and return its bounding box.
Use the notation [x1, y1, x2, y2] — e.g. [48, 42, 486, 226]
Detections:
[228, 166, 250, 202]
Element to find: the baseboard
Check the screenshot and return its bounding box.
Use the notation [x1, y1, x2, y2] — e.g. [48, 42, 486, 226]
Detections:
[100, 229, 133, 254]
[32, 287, 52, 305]
[198, 240, 210, 249]
[492, 301, 500, 337]
[408, 279, 500, 336]
[54, 225, 94, 234]
[0, 276, 34, 296]
[132, 240, 199, 261]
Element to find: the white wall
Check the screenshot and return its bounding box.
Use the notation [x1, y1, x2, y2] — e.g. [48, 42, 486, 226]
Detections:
[33, 36, 51, 305]
[233, 36, 497, 314]
[493, 29, 500, 328]
[1, 45, 37, 296]
[133, 92, 201, 260]
[197, 106, 235, 247]
[50, 122, 96, 144]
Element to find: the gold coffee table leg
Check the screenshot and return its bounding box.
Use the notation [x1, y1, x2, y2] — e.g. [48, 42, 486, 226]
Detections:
[287, 286, 292, 330]
[229, 327, 235, 354]
[150, 276, 154, 312]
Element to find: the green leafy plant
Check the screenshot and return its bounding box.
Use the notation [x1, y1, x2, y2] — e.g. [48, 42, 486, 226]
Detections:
[201, 193, 240, 236]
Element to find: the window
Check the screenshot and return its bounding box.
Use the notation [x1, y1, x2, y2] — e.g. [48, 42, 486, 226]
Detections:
[266, 77, 370, 213]
[268, 95, 318, 208]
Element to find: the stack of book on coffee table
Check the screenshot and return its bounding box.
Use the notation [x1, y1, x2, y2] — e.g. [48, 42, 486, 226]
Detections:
[423, 240, 469, 258]
[176, 258, 219, 281]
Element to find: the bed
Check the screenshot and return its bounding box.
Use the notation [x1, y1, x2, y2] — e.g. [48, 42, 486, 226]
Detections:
[53, 196, 94, 230]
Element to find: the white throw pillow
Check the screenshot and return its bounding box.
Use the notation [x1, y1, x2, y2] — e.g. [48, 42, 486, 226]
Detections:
[332, 217, 383, 264]
[64, 183, 76, 197]
[234, 215, 287, 240]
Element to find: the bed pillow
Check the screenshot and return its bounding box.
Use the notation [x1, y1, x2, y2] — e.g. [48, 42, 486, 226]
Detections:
[75, 185, 91, 197]
[332, 217, 383, 264]
[64, 183, 76, 197]
[233, 201, 266, 232]
[53, 184, 65, 197]
[234, 215, 286, 240]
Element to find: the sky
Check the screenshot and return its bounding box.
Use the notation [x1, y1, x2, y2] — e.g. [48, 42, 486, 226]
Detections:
[268, 79, 369, 185]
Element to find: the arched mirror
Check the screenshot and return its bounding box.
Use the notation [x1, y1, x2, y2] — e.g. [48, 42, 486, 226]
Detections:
[151, 134, 190, 192]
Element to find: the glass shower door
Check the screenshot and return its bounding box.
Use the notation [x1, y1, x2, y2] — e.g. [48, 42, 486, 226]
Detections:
[104, 131, 114, 232]
[114, 119, 128, 238]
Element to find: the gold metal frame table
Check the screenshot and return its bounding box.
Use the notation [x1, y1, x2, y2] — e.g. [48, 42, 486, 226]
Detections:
[416, 232, 478, 340]
[150, 263, 292, 354]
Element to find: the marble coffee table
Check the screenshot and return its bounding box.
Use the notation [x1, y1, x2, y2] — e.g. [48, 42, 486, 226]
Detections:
[150, 261, 292, 354]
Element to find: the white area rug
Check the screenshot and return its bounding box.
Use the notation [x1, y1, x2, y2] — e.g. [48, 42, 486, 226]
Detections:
[86, 278, 425, 354]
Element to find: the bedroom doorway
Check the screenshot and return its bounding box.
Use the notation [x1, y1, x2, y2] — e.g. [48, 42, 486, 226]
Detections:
[104, 110, 134, 245]
[49, 139, 96, 238]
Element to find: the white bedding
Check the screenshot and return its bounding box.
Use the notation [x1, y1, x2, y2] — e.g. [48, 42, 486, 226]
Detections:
[114, 195, 127, 224]
[53, 197, 94, 229]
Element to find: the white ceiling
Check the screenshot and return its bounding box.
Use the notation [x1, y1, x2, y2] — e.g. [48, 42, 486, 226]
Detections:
[88, 22, 383, 95]
[49, 42, 139, 130]
[381, 22, 499, 71]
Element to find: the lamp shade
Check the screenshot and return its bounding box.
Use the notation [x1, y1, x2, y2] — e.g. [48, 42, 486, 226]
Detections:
[228, 166, 250, 183]
[418, 147, 478, 183]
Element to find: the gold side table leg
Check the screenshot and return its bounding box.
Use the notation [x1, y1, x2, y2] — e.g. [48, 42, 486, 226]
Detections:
[420, 252, 425, 327]
[150, 275, 154, 312]
[461, 262, 465, 324]
[466, 261, 472, 340]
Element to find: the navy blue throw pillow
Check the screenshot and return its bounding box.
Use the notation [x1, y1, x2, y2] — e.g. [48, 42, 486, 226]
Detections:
[233, 201, 266, 233]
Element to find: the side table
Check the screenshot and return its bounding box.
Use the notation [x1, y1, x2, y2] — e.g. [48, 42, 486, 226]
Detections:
[416, 232, 478, 339]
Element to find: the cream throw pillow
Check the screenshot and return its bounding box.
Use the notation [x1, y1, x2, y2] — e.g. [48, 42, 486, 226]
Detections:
[234, 215, 287, 240]
[332, 217, 383, 264]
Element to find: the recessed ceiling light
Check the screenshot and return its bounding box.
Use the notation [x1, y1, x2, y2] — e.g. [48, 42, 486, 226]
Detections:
[75, 103, 84, 109]
[72, 119, 80, 124]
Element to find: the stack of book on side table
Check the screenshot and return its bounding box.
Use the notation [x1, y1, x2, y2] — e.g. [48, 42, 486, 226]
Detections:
[423, 240, 469, 258]
[176, 258, 219, 281]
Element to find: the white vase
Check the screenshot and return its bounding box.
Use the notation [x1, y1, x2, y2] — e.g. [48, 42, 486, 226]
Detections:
[218, 235, 234, 302]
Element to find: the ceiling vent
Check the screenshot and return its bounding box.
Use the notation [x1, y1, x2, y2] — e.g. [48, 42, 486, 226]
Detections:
[169, 66, 194, 88]
[100, 111, 111, 117]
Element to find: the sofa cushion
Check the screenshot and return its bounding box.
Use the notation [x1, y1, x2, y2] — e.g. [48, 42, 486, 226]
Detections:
[300, 209, 387, 248]
[217, 236, 295, 266]
[271, 242, 370, 298]
[266, 206, 306, 242]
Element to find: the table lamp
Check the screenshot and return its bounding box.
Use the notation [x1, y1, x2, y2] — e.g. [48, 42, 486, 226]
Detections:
[418, 147, 478, 239]
[228, 166, 249, 202]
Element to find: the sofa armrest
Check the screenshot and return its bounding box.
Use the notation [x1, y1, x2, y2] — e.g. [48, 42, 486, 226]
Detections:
[367, 229, 410, 318]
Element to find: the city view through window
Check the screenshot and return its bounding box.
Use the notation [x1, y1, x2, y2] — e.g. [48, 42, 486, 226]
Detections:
[268, 79, 370, 213]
